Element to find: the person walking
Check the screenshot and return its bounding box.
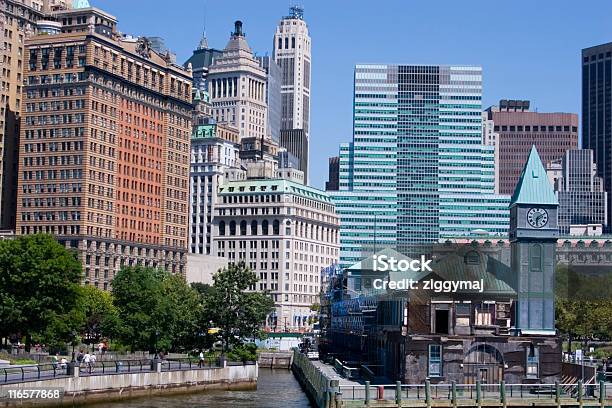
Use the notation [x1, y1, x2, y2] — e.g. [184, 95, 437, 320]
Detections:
[83, 352, 91, 373]
[198, 350, 205, 368]
[89, 353, 96, 373]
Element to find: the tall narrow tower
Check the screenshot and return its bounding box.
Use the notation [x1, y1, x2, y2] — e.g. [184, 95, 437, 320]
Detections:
[274, 6, 311, 179]
[509, 146, 559, 334]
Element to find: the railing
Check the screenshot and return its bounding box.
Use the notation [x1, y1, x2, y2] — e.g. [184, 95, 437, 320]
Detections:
[337, 380, 612, 404]
[0, 363, 66, 384]
[0, 357, 249, 385]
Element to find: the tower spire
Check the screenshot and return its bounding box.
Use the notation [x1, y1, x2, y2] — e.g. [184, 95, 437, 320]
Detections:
[197, 0, 209, 49]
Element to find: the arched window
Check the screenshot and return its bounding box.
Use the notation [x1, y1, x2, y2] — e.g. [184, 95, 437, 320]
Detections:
[262, 220, 269, 235]
[219, 221, 226, 236]
[273, 220, 280, 235]
[240, 220, 247, 235]
[229, 221, 236, 236]
[251, 220, 257, 235]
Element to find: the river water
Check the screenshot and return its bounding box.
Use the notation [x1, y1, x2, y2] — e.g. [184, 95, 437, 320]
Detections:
[82, 368, 311, 408]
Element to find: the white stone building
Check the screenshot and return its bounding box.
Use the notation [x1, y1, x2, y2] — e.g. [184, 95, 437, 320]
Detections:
[273, 6, 311, 137]
[212, 173, 339, 331]
[207, 21, 268, 141]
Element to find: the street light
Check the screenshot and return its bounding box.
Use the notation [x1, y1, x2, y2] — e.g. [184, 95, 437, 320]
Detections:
[154, 330, 159, 359]
[70, 331, 77, 362]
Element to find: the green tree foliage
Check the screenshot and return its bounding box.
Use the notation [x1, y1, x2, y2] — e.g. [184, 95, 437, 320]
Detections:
[0, 234, 82, 349]
[203, 262, 274, 352]
[555, 265, 612, 350]
[226, 342, 258, 362]
[79, 285, 120, 348]
[111, 266, 200, 353]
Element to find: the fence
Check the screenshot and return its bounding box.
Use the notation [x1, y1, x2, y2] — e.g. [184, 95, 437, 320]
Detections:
[337, 380, 612, 405]
[0, 357, 248, 385]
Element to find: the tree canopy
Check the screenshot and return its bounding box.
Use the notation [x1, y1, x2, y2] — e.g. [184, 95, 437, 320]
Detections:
[202, 262, 274, 352]
[0, 234, 82, 349]
[111, 266, 200, 352]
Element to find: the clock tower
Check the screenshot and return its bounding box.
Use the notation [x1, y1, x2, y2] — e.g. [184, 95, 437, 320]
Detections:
[509, 146, 558, 335]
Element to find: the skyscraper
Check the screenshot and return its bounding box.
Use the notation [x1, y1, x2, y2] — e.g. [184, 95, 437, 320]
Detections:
[273, 6, 311, 180]
[333, 64, 509, 265]
[255, 55, 281, 142]
[325, 156, 339, 191]
[189, 90, 243, 255]
[546, 149, 608, 235]
[273, 6, 311, 135]
[17, 7, 193, 287]
[582, 42, 612, 229]
[0, 0, 74, 231]
[208, 21, 268, 141]
[484, 100, 578, 195]
[183, 33, 223, 93]
[279, 128, 308, 176]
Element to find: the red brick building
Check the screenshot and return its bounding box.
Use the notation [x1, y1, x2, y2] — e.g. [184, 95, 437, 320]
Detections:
[16, 7, 192, 288]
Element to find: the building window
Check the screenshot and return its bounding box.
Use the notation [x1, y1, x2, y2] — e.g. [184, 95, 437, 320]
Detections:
[219, 221, 226, 236]
[529, 244, 542, 272]
[526, 345, 539, 378]
[428, 345, 442, 377]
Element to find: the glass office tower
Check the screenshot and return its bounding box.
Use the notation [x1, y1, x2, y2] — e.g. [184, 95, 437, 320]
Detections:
[333, 64, 509, 266]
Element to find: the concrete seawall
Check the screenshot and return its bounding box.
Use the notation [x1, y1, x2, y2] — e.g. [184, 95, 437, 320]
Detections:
[0, 364, 257, 407]
[291, 350, 338, 408]
[257, 351, 293, 369]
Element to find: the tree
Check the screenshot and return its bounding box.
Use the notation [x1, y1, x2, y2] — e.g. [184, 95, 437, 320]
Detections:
[0, 234, 82, 350]
[112, 266, 200, 353]
[203, 262, 274, 352]
[79, 285, 119, 350]
[556, 265, 612, 351]
[111, 266, 160, 352]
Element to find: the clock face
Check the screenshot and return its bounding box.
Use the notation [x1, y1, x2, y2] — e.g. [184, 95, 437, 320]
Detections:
[527, 208, 548, 228]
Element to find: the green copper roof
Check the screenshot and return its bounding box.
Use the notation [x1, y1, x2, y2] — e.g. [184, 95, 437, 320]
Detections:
[192, 124, 216, 139]
[218, 179, 333, 203]
[510, 145, 558, 207]
[73, 0, 91, 9]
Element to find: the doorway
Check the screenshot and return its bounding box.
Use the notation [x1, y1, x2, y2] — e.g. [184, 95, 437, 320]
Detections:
[434, 309, 449, 334]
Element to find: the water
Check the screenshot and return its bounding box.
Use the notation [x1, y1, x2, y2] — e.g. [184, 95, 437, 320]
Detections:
[83, 369, 311, 408]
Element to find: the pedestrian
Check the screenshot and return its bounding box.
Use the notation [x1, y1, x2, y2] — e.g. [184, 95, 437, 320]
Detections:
[51, 353, 58, 369]
[59, 357, 67, 369]
[83, 352, 91, 373]
[89, 353, 96, 373]
[198, 350, 204, 368]
[76, 350, 84, 365]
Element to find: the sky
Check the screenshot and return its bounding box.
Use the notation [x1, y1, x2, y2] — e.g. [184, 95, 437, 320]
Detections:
[97, 0, 612, 189]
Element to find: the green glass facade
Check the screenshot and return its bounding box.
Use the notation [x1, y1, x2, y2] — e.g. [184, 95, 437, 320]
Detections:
[333, 64, 509, 266]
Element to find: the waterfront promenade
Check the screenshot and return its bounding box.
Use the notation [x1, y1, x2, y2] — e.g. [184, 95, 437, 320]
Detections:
[0, 358, 257, 407]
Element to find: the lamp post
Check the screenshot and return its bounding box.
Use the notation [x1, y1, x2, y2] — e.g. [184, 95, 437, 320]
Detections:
[154, 330, 159, 359]
[70, 331, 77, 362]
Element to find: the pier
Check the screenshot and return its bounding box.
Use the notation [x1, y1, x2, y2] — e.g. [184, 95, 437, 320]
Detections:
[292, 350, 612, 408]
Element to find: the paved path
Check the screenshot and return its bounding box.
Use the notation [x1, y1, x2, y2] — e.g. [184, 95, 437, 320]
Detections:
[311, 360, 360, 386]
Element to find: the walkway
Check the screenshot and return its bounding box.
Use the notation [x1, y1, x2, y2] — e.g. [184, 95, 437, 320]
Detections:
[311, 360, 360, 386]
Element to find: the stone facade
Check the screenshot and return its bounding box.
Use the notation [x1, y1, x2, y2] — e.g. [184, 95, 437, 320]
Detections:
[16, 7, 192, 288]
[212, 176, 339, 331]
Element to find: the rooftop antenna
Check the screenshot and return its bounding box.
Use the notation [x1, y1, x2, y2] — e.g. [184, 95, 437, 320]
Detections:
[198, 0, 209, 49]
[288, 3, 304, 19]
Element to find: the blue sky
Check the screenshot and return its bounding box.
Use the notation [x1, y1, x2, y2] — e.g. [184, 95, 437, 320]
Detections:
[98, 0, 612, 189]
